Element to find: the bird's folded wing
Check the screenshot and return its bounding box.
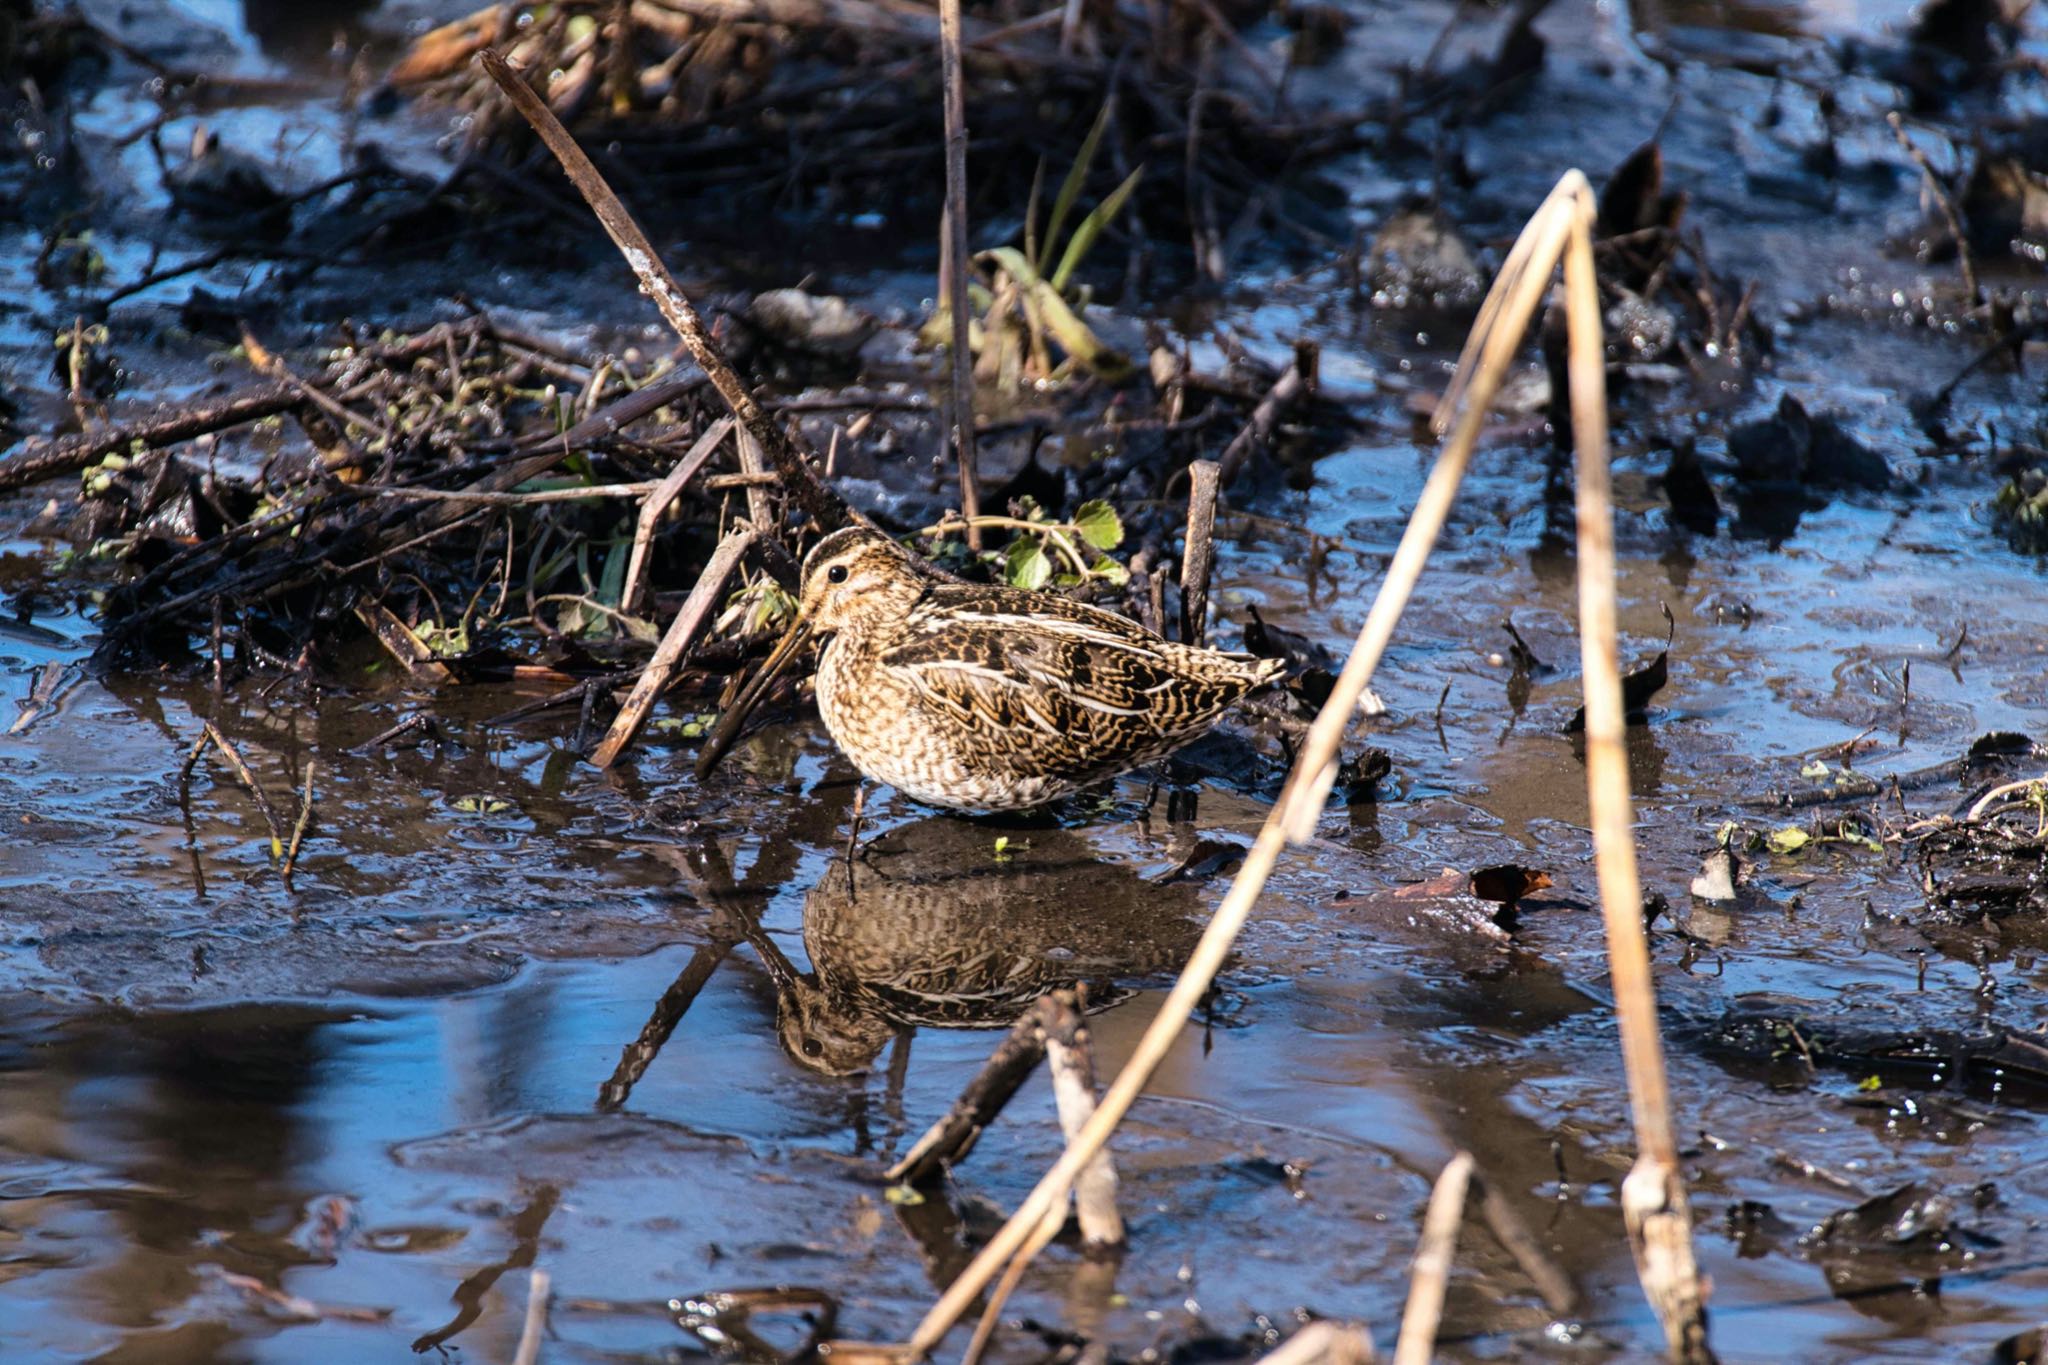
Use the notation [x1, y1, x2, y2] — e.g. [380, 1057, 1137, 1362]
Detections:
[880, 613, 1241, 740]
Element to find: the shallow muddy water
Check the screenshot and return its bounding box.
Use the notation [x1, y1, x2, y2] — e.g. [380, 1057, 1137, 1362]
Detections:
[5, 0, 2048, 1360]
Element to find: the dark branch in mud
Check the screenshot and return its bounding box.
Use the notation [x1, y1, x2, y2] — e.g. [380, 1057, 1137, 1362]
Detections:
[887, 1007, 1048, 1185]
[0, 384, 298, 496]
[478, 48, 850, 532]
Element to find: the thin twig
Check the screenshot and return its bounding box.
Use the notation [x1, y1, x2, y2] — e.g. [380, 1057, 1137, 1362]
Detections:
[591, 530, 760, 768]
[199, 721, 288, 860]
[623, 417, 737, 613]
[1886, 112, 1979, 304]
[478, 50, 847, 529]
[937, 0, 981, 548]
[1180, 459, 1221, 646]
[0, 383, 298, 495]
[1392, 1152, 1474, 1365]
[282, 761, 316, 889]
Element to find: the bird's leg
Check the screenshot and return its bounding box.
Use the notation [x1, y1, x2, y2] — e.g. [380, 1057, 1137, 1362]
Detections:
[842, 779, 872, 873]
[1140, 766, 1166, 817]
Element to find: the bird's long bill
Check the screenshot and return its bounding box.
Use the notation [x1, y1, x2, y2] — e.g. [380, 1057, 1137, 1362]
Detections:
[694, 619, 812, 782]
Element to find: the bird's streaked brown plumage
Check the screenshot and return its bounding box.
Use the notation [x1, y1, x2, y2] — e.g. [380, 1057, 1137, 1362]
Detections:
[704, 526, 1283, 812]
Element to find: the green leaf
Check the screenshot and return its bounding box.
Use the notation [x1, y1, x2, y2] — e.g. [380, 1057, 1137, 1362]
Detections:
[1766, 826, 1811, 855]
[1799, 758, 1830, 780]
[1051, 166, 1144, 295]
[1857, 1074, 1884, 1092]
[1073, 499, 1124, 551]
[1005, 537, 1052, 591]
[1041, 99, 1113, 273]
[980, 247, 1132, 381]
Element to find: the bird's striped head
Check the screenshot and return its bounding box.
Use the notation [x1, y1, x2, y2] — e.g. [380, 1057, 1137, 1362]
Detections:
[797, 525, 925, 635]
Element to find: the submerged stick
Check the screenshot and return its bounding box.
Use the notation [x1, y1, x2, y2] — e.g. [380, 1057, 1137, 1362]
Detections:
[937, 0, 982, 548]
[1179, 459, 1220, 647]
[1472, 1171, 1578, 1316]
[479, 50, 845, 530]
[1560, 185, 1714, 1363]
[513, 1268, 550, 1365]
[1216, 340, 1317, 486]
[1391, 1152, 1473, 1365]
[591, 529, 759, 768]
[887, 1009, 1048, 1185]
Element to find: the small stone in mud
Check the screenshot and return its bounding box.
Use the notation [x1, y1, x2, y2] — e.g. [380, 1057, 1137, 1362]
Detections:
[1365, 206, 1484, 316]
[746, 289, 878, 360]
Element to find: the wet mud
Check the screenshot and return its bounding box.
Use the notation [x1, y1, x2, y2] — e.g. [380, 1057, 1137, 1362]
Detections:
[5, 0, 2048, 1360]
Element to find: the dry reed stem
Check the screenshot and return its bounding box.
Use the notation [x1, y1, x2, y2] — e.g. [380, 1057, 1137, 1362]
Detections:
[1179, 458, 1221, 646]
[622, 417, 736, 613]
[960, 1194, 1067, 1365]
[1038, 994, 1124, 1250]
[591, 529, 760, 767]
[1558, 180, 1715, 1364]
[937, 0, 982, 548]
[1256, 1321, 1377, 1365]
[1391, 1151, 1473, 1365]
[513, 1267, 550, 1365]
[903, 171, 1710, 1365]
[900, 192, 1521, 1361]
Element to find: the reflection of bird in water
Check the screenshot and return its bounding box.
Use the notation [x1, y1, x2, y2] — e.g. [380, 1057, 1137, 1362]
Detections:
[744, 819, 1209, 1076]
[697, 527, 1284, 811]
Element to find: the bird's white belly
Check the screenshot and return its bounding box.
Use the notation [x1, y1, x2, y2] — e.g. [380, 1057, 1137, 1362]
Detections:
[814, 642, 1073, 812]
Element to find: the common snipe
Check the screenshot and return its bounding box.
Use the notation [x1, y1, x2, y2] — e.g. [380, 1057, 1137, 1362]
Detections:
[696, 526, 1285, 812]
[747, 819, 1205, 1074]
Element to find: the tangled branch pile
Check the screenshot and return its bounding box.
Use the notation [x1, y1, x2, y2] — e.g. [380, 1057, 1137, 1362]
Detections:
[388, 0, 1356, 281]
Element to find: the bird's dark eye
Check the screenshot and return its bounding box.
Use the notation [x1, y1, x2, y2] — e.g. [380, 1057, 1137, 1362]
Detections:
[827, 564, 849, 584]
[801, 1037, 824, 1058]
